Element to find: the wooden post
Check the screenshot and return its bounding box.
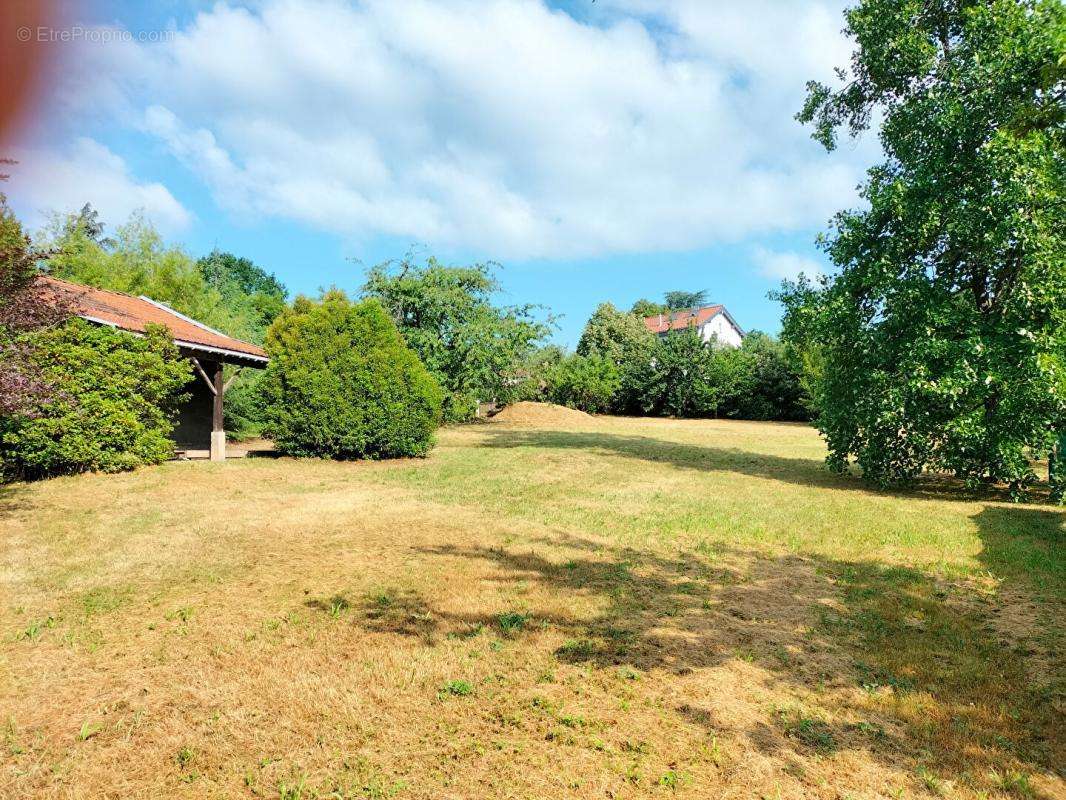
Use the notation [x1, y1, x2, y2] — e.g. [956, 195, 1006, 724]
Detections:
[210, 360, 225, 461]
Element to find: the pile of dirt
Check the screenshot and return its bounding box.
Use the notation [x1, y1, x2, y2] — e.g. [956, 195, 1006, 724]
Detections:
[490, 401, 593, 426]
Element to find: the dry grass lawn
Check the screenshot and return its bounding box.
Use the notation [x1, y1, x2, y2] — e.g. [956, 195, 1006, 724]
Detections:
[1, 415, 1063, 799]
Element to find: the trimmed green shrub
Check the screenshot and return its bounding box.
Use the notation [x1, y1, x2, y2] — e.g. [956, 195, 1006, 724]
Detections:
[0, 319, 190, 480]
[263, 292, 443, 459]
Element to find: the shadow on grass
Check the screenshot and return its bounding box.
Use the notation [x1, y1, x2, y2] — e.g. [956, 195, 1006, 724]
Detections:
[358, 588, 437, 641]
[0, 484, 30, 520]
[313, 427, 1063, 791]
[480, 426, 846, 487]
[375, 531, 1063, 795]
[475, 427, 1065, 597]
[476, 427, 1050, 504]
[973, 505, 1065, 598]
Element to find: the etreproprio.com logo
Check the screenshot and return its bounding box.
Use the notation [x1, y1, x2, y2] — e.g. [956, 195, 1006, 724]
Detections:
[16, 26, 175, 44]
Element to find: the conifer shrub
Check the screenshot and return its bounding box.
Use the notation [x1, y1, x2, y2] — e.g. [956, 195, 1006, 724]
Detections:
[263, 293, 443, 459]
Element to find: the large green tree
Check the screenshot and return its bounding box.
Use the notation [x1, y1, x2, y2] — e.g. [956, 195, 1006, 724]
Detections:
[664, 290, 708, 311]
[363, 257, 552, 421]
[626, 329, 726, 418]
[197, 249, 287, 331]
[576, 302, 655, 413]
[779, 0, 1065, 497]
[577, 302, 655, 365]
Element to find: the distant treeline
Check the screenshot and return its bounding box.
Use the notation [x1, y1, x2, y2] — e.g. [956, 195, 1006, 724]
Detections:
[517, 302, 808, 422]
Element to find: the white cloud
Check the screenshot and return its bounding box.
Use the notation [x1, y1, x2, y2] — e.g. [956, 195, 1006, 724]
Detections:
[5, 138, 192, 235]
[42, 0, 874, 259]
[601, 0, 853, 84]
[752, 246, 826, 282]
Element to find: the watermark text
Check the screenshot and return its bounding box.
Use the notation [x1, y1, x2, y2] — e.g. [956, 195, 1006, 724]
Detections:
[16, 26, 174, 44]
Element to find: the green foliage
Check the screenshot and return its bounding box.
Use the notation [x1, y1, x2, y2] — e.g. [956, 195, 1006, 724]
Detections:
[545, 354, 621, 414]
[363, 256, 552, 422]
[716, 333, 808, 422]
[774, 278, 828, 421]
[262, 292, 443, 460]
[1052, 431, 1066, 504]
[514, 345, 567, 402]
[198, 248, 286, 302]
[0, 196, 38, 310]
[553, 300, 803, 422]
[575, 303, 657, 413]
[196, 250, 287, 439]
[496, 611, 530, 634]
[577, 302, 655, 366]
[197, 249, 287, 331]
[664, 290, 708, 311]
[626, 329, 726, 418]
[438, 679, 474, 698]
[43, 213, 263, 344]
[0, 195, 70, 415]
[0, 320, 190, 480]
[629, 298, 668, 318]
[222, 377, 273, 442]
[543, 306, 806, 422]
[786, 0, 1066, 495]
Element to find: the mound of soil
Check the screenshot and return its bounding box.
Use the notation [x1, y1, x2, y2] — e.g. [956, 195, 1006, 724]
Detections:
[490, 401, 593, 426]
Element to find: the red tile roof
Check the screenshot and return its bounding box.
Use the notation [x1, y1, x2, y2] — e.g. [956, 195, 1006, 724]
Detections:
[36, 275, 268, 364]
[643, 304, 726, 335]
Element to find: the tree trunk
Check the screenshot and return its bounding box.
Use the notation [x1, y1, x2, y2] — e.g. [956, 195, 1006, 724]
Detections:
[1051, 429, 1066, 504]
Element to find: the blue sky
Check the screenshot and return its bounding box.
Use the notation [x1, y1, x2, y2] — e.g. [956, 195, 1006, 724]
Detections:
[8, 0, 876, 346]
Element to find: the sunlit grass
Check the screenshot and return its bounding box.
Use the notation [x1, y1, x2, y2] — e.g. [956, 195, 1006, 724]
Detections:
[0, 416, 1061, 799]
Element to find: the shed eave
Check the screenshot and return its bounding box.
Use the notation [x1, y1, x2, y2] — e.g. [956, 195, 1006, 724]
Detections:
[75, 313, 268, 367]
[174, 340, 269, 366]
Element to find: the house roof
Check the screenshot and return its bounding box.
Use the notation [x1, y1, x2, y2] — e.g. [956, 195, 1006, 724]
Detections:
[36, 275, 269, 366]
[643, 304, 742, 335]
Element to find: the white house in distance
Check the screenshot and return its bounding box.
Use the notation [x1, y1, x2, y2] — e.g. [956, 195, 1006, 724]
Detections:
[642, 304, 745, 348]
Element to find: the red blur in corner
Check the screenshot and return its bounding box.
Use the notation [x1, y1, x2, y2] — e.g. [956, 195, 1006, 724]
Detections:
[0, 0, 67, 148]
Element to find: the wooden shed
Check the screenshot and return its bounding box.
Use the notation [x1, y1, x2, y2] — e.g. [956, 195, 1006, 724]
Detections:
[37, 276, 269, 461]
